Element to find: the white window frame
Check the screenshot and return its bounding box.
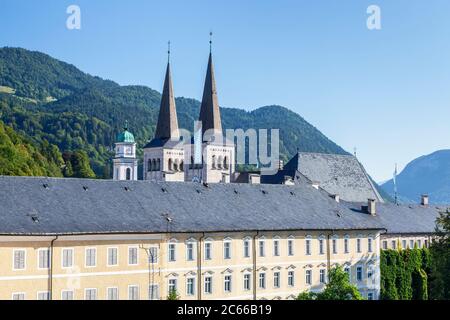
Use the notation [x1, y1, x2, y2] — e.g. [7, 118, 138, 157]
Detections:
[84, 247, 97, 268]
[259, 238, 266, 257]
[319, 269, 326, 284]
[204, 276, 213, 294]
[84, 288, 97, 300]
[224, 274, 232, 292]
[168, 278, 178, 294]
[305, 235, 312, 255]
[186, 240, 195, 261]
[243, 237, 251, 258]
[204, 240, 212, 260]
[357, 237, 362, 253]
[259, 272, 266, 289]
[168, 239, 177, 262]
[223, 238, 232, 260]
[12, 249, 26, 271]
[128, 285, 140, 300]
[273, 271, 280, 288]
[128, 246, 139, 266]
[288, 270, 295, 287]
[37, 248, 51, 270]
[61, 290, 74, 300]
[332, 235, 338, 254]
[149, 284, 160, 300]
[305, 269, 312, 285]
[356, 265, 363, 282]
[318, 235, 325, 255]
[273, 238, 280, 256]
[186, 277, 196, 296]
[344, 235, 350, 253]
[107, 286, 119, 300]
[37, 291, 50, 300]
[11, 292, 25, 300]
[61, 248, 74, 269]
[107, 247, 119, 267]
[243, 273, 251, 291]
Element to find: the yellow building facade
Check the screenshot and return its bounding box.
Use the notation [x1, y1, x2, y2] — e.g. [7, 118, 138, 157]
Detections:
[0, 230, 381, 300]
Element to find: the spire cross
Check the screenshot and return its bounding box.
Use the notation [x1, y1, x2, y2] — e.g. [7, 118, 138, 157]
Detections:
[168, 41, 171, 63]
[209, 31, 213, 53]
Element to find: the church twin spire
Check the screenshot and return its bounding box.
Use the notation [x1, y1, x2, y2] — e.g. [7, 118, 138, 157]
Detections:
[153, 37, 222, 143]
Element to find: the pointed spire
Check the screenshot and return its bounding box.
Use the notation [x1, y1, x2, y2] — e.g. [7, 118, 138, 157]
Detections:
[199, 35, 222, 140]
[154, 52, 180, 141]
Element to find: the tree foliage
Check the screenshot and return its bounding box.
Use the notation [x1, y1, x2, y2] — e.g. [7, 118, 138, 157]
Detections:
[297, 266, 363, 300]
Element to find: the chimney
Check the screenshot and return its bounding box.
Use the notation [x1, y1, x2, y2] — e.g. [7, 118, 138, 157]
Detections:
[367, 199, 376, 216]
[331, 194, 340, 203]
[311, 181, 320, 190]
[421, 194, 429, 206]
[249, 174, 261, 185]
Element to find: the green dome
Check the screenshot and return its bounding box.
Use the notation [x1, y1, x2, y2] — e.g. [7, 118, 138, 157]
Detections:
[117, 122, 135, 143]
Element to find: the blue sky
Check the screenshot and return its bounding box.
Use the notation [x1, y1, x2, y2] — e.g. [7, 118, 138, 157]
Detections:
[1, 0, 450, 181]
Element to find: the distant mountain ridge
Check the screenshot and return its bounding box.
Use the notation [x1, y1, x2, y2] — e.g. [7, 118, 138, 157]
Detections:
[381, 150, 450, 204]
[0, 46, 348, 177]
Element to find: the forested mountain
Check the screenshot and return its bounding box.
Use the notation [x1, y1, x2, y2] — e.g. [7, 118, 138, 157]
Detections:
[381, 150, 450, 204]
[0, 47, 348, 178]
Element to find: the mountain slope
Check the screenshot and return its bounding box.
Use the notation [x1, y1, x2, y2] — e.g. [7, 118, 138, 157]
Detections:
[381, 150, 450, 204]
[0, 46, 349, 177]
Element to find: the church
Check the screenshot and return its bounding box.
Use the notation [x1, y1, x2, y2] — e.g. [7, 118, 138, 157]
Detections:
[0, 45, 445, 300]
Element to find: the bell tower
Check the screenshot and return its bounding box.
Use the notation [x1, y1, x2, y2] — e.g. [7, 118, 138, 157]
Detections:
[113, 121, 138, 181]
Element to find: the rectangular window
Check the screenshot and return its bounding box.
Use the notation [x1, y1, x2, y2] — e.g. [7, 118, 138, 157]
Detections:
[274, 272, 280, 288]
[61, 290, 74, 300]
[85, 288, 97, 300]
[243, 240, 250, 258]
[243, 274, 251, 291]
[368, 267, 374, 282]
[205, 242, 212, 260]
[128, 247, 138, 265]
[224, 242, 231, 259]
[169, 243, 176, 262]
[417, 240, 422, 248]
[186, 243, 194, 261]
[13, 249, 26, 270]
[382, 241, 388, 250]
[186, 278, 195, 296]
[305, 239, 311, 255]
[402, 240, 407, 249]
[288, 239, 294, 256]
[357, 266, 363, 281]
[168, 279, 177, 294]
[357, 238, 362, 253]
[107, 287, 118, 300]
[410, 240, 414, 249]
[368, 292, 374, 300]
[332, 239, 337, 254]
[424, 239, 428, 248]
[344, 266, 351, 279]
[149, 247, 158, 264]
[320, 269, 326, 284]
[62, 249, 73, 268]
[204, 277, 212, 294]
[305, 270, 312, 285]
[12, 293, 25, 300]
[85, 248, 96, 267]
[259, 240, 265, 257]
[37, 292, 50, 300]
[288, 271, 295, 287]
[107, 247, 118, 266]
[259, 273, 266, 289]
[149, 285, 159, 300]
[344, 238, 349, 253]
[391, 240, 397, 249]
[368, 238, 373, 253]
[273, 240, 279, 256]
[319, 238, 324, 255]
[224, 275, 232, 292]
[38, 249, 50, 269]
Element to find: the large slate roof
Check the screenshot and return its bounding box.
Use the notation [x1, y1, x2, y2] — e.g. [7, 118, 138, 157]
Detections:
[0, 175, 384, 236]
[282, 152, 383, 203]
[343, 201, 445, 234]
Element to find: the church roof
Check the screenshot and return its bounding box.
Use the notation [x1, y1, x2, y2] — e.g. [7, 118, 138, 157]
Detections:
[282, 152, 383, 203]
[116, 123, 135, 143]
[153, 62, 180, 141]
[0, 175, 385, 235]
[199, 53, 223, 140]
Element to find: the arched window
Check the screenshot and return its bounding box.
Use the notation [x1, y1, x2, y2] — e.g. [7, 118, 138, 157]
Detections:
[147, 159, 153, 171]
[211, 155, 216, 169]
[126, 168, 131, 180]
[157, 159, 161, 170]
[168, 158, 173, 171]
[152, 159, 157, 171]
[217, 156, 223, 169]
[224, 156, 229, 169]
[180, 161, 184, 172]
[173, 159, 179, 171]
